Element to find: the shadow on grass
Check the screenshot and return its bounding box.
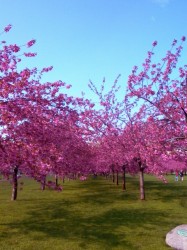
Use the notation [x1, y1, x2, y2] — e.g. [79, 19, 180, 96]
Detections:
[142, 180, 187, 203]
[87, 176, 187, 206]
[0, 198, 170, 249]
[0, 176, 182, 249]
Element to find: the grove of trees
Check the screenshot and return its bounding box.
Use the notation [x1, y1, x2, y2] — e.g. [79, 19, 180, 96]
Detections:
[1, 24, 187, 200]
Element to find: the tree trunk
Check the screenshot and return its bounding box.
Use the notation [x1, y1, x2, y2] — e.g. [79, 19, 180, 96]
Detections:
[11, 166, 18, 201]
[112, 170, 115, 183]
[116, 171, 119, 185]
[55, 174, 58, 187]
[122, 168, 126, 191]
[139, 168, 145, 200]
[41, 176, 46, 190]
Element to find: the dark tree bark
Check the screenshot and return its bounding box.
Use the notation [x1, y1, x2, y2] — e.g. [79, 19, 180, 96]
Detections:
[11, 166, 18, 201]
[110, 164, 115, 183]
[55, 174, 58, 187]
[135, 158, 146, 200]
[116, 171, 119, 185]
[41, 175, 46, 190]
[139, 167, 145, 200]
[122, 166, 126, 191]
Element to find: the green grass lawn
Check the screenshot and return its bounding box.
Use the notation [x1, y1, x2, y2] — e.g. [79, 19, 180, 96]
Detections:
[0, 174, 186, 250]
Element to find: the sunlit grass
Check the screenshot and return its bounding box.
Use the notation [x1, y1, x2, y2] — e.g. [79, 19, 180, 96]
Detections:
[0, 174, 186, 249]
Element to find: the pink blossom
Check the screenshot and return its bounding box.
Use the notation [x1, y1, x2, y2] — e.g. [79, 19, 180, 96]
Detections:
[152, 41, 157, 47]
[100, 101, 107, 106]
[10, 44, 20, 53]
[80, 176, 87, 181]
[27, 39, 36, 47]
[66, 84, 72, 89]
[172, 39, 177, 46]
[89, 103, 95, 108]
[24, 52, 37, 57]
[57, 186, 63, 191]
[181, 36, 186, 41]
[41, 66, 53, 73]
[4, 24, 12, 32]
[152, 64, 156, 68]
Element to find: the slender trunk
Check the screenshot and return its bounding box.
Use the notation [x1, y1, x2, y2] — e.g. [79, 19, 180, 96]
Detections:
[11, 166, 18, 201]
[55, 174, 58, 187]
[122, 168, 126, 191]
[112, 170, 115, 183]
[139, 168, 145, 200]
[41, 176, 46, 190]
[116, 171, 119, 185]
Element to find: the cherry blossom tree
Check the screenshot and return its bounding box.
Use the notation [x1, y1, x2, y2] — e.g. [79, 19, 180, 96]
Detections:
[0, 24, 94, 200]
[86, 66, 175, 199]
[126, 36, 187, 159]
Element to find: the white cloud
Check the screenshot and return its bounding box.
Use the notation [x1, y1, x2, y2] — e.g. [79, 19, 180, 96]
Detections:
[152, 0, 170, 7]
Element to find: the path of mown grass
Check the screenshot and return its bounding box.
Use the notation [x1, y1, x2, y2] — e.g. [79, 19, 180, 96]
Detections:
[0, 174, 186, 250]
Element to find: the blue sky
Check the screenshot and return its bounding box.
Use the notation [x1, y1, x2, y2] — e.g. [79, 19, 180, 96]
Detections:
[1, 0, 187, 101]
